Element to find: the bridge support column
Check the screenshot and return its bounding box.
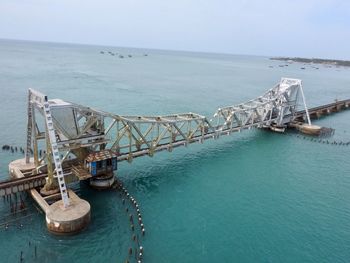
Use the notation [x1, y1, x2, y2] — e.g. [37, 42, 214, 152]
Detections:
[89, 172, 115, 189]
[46, 190, 90, 234]
[9, 158, 36, 179]
[8, 158, 91, 235]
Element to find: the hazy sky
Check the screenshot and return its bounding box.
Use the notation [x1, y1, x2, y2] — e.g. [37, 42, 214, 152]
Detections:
[0, 0, 349, 59]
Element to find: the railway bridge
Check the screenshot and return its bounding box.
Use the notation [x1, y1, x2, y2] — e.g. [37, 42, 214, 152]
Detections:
[1, 78, 349, 234]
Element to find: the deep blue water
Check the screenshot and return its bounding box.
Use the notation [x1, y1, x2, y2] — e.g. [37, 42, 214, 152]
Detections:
[0, 39, 349, 262]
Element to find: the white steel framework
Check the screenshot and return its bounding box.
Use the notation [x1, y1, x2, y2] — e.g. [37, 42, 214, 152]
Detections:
[25, 78, 310, 206]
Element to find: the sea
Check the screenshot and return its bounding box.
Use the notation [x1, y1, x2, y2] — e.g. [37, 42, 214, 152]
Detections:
[0, 39, 349, 263]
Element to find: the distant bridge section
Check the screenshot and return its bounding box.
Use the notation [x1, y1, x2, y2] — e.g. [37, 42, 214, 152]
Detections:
[293, 99, 350, 121]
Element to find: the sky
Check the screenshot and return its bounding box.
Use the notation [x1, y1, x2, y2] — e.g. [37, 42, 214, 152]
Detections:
[0, 0, 349, 59]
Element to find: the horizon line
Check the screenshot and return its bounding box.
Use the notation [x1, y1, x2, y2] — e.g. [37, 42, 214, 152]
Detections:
[0, 37, 317, 60]
[1, 37, 348, 62]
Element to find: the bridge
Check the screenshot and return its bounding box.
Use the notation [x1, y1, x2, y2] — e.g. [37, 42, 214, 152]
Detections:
[0, 173, 46, 197]
[1, 77, 349, 234]
[293, 98, 350, 120]
[2, 78, 349, 200]
[20, 78, 306, 202]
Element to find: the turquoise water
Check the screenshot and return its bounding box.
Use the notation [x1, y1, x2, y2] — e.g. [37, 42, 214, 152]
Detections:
[0, 39, 350, 262]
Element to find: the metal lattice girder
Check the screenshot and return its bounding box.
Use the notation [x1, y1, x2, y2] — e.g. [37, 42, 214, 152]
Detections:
[25, 78, 311, 197]
[108, 113, 209, 157]
[212, 78, 304, 130]
[27, 78, 307, 161]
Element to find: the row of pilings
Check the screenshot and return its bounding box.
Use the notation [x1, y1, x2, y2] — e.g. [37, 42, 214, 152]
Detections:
[113, 180, 146, 263]
[1, 144, 46, 157]
[1, 192, 30, 230]
[282, 132, 350, 146]
[2, 145, 27, 154]
[1, 144, 73, 160]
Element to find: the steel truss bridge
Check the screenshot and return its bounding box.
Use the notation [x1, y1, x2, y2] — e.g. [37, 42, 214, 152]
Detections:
[17, 78, 310, 207]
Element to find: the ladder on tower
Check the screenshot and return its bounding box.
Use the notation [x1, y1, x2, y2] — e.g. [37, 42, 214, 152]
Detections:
[43, 100, 70, 207]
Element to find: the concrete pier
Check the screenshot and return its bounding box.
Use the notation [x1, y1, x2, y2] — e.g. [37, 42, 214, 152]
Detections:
[8, 158, 36, 177]
[288, 122, 322, 135]
[293, 99, 350, 122]
[8, 158, 91, 235]
[46, 190, 90, 234]
[89, 173, 115, 189]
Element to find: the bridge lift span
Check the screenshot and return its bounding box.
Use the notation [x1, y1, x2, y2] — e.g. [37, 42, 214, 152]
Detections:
[25, 78, 310, 208]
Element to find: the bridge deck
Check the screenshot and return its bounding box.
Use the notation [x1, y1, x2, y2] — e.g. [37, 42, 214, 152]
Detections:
[294, 99, 350, 119]
[0, 173, 47, 197]
[1, 98, 349, 196]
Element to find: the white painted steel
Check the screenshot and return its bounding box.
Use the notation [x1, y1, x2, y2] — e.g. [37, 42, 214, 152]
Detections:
[25, 78, 306, 197]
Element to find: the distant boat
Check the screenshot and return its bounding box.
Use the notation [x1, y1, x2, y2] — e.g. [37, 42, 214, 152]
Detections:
[128, 55, 132, 58]
[144, 54, 148, 56]
[119, 55, 124, 58]
[301, 67, 305, 70]
[100, 51, 104, 54]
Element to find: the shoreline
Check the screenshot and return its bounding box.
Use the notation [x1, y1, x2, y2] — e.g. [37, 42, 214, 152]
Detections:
[270, 57, 350, 67]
